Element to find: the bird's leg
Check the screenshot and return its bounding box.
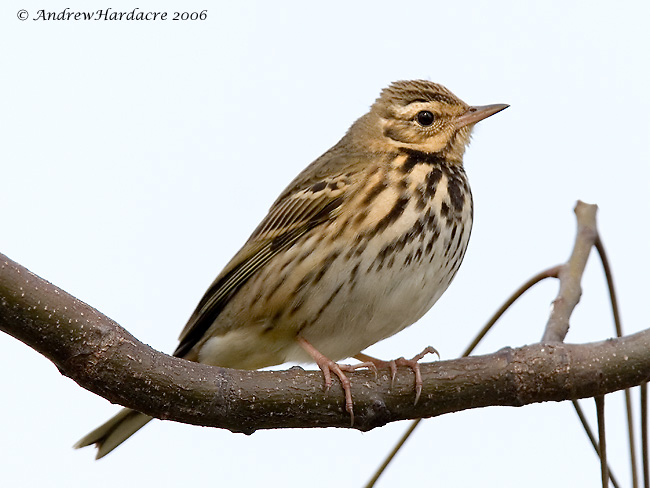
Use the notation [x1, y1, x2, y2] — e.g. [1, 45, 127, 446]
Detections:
[297, 337, 375, 426]
[355, 346, 439, 405]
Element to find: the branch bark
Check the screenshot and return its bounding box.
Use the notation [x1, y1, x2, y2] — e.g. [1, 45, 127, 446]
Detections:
[2, 252, 650, 433]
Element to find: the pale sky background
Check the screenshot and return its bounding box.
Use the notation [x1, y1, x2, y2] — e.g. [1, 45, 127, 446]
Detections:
[2, 1, 650, 486]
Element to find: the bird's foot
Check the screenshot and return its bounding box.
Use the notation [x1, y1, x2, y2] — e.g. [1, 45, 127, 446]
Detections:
[297, 337, 375, 426]
[355, 346, 439, 405]
[354, 353, 399, 384]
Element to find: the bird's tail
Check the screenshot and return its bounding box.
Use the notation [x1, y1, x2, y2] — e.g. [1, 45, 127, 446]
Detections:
[74, 408, 153, 459]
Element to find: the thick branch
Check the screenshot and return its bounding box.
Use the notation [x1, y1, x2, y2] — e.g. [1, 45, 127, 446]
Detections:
[2, 253, 650, 433]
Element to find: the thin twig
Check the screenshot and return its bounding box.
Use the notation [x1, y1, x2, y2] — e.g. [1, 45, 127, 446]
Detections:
[366, 266, 561, 487]
[573, 400, 620, 488]
[642, 383, 649, 488]
[596, 396, 609, 488]
[595, 237, 623, 338]
[462, 265, 561, 357]
[542, 201, 598, 342]
[595, 235, 638, 488]
[363, 419, 421, 488]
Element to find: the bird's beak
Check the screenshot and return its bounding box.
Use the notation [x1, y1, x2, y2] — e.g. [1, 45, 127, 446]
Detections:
[455, 103, 509, 129]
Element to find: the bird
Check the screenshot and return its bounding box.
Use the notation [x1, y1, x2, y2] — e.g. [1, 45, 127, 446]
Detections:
[75, 79, 508, 458]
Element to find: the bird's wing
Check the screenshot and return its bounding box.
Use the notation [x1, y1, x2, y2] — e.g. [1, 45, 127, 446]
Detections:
[173, 174, 350, 358]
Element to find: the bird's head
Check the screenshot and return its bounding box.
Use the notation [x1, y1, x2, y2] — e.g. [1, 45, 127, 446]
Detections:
[355, 80, 508, 162]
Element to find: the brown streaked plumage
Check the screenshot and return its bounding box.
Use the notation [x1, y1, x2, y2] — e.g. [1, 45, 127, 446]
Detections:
[75, 80, 508, 458]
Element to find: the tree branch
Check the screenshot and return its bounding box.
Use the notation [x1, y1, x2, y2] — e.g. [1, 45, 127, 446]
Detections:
[542, 201, 599, 342]
[2, 252, 650, 433]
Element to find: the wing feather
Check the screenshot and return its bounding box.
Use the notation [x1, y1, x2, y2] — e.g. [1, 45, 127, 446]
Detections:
[173, 176, 349, 358]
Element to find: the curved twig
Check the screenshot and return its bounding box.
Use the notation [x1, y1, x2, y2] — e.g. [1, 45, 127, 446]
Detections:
[642, 383, 649, 488]
[572, 400, 620, 488]
[463, 265, 561, 356]
[363, 418, 421, 488]
[595, 235, 639, 488]
[596, 396, 609, 488]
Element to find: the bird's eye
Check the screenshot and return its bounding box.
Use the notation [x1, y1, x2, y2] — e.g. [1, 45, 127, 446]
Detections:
[416, 110, 435, 126]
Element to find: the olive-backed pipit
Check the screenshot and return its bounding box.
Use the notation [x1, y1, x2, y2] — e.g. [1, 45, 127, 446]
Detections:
[76, 80, 508, 458]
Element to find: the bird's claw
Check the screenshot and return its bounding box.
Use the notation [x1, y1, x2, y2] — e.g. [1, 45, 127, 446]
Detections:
[298, 337, 375, 426]
[355, 346, 439, 405]
[394, 346, 439, 404]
